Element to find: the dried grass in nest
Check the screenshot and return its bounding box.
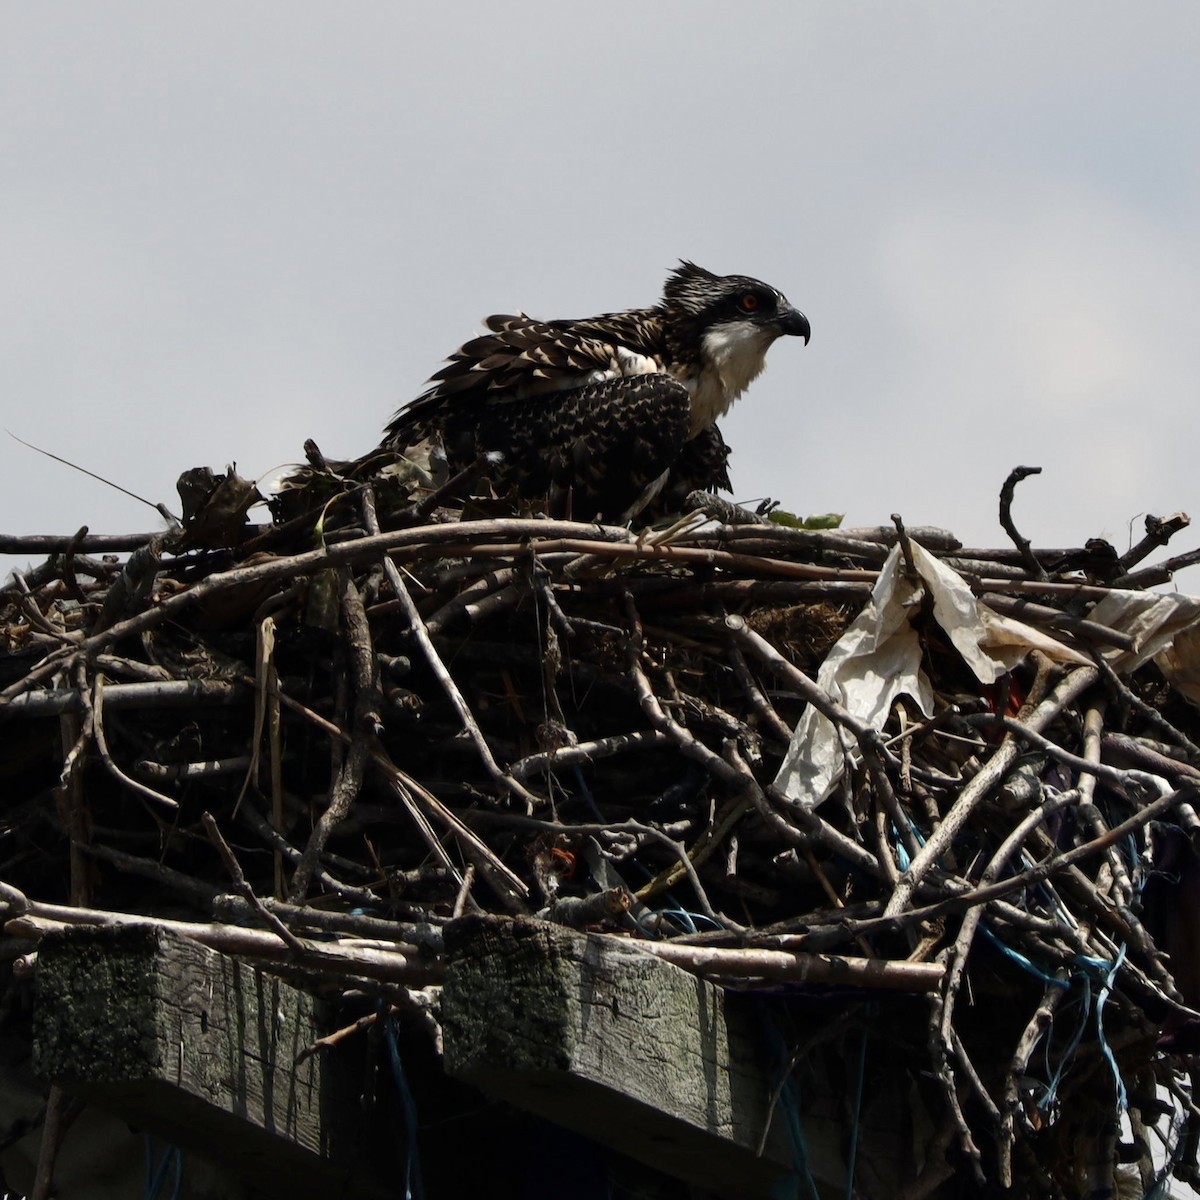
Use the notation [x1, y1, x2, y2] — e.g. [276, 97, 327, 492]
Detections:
[746, 600, 853, 669]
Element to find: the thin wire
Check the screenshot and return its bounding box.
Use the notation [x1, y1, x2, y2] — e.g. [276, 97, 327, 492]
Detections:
[844, 1025, 868, 1200]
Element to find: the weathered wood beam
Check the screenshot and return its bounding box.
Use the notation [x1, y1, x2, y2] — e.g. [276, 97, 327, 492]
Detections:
[32, 924, 398, 1200]
[441, 915, 845, 1199]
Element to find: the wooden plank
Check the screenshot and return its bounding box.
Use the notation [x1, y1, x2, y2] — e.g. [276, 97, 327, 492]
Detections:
[441, 914, 845, 1199]
[32, 923, 397, 1200]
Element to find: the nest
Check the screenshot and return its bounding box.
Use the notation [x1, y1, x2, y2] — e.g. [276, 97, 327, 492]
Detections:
[3, 463, 1200, 1198]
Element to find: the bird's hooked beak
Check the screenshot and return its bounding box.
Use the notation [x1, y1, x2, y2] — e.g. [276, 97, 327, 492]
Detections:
[775, 305, 811, 344]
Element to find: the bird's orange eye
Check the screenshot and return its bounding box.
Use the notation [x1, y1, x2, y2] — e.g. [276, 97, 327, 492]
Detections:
[739, 293, 759, 312]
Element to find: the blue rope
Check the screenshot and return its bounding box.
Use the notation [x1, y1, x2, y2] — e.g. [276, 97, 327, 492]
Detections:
[759, 1007, 821, 1200]
[979, 924, 1070, 989]
[769, 1075, 820, 1200]
[571, 765, 608, 823]
[384, 1014, 425, 1200]
[1145, 1104, 1188, 1199]
[1035, 950, 1131, 1115]
[1093, 944, 1128, 1112]
[143, 1135, 183, 1200]
[646, 908, 724, 935]
[889, 817, 927, 871]
[1039, 977, 1090, 1112]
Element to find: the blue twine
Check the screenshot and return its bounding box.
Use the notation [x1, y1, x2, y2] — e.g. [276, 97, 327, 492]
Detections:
[1145, 1104, 1188, 1199]
[645, 908, 724, 936]
[769, 1075, 821, 1200]
[570, 765, 608, 823]
[1070, 953, 1113, 974]
[889, 817, 927, 871]
[1035, 949, 1130, 1115]
[384, 1014, 425, 1200]
[759, 1008, 821, 1200]
[979, 924, 1069, 989]
[1092, 944, 1128, 1112]
[1039, 978, 1090, 1112]
[143, 1135, 183, 1200]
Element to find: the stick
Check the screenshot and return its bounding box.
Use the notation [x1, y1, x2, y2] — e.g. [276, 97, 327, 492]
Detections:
[201, 812, 305, 953]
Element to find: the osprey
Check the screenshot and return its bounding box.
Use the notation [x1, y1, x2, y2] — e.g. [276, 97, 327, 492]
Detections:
[383, 261, 810, 521]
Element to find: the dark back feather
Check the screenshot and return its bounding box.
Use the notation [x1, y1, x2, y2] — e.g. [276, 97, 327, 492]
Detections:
[384, 308, 667, 445]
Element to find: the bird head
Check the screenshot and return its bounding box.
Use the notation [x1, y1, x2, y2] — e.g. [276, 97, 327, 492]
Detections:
[662, 261, 811, 347]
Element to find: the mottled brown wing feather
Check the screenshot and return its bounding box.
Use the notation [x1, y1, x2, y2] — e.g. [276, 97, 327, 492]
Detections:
[383, 308, 667, 443]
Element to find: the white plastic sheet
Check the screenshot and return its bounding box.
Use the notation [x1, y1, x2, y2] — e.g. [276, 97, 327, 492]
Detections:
[773, 541, 1093, 809]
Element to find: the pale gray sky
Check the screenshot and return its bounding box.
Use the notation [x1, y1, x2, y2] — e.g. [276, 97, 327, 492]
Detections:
[2, 3, 1198, 570]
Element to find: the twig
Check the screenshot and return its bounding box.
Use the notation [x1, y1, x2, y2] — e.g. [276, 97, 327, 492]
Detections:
[510, 729, 673, 781]
[10, 573, 78, 645]
[725, 643, 795, 744]
[1090, 650, 1200, 762]
[83, 843, 219, 906]
[212, 895, 445, 949]
[1076, 704, 1134, 904]
[468, 811, 735, 931]
[1112, 545, 1200, 589]
[979, 592, 1135, 651]
[999, 970, 1071, 1187]
[0, 531, 158, 554]
[29, 1086, 79, 1200]
[891, 512, 920, 581]
[5, 907, 441, 986]
[627, 937, 945, 989]
[235, 798, 388, 907]
[926, 973, 985, 1183]
[1, 678, 246, 718]
[998, 466, 1047, 580]
[201, 812, 305, 953]
[981, 713, 1167, 796]
[899, 783, 1191, 927]
[56, 661, 94, 906]
[90, 676, 180, 812]
[296, 1010, 382, 1064]
[634, 789, 756, 902]
[450, 864, 477, 919]
[382, 756, 529, 912]
[1118, 512, 1191, 573]
[232, 668, 528, 905]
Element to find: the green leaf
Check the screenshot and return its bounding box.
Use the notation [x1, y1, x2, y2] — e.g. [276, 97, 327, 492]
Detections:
[767, 510, 844, 530]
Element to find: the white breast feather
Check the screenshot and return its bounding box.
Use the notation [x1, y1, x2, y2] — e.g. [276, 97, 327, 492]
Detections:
[687, 321, 776, 435]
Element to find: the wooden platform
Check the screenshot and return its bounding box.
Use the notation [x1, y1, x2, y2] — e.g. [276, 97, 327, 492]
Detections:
[32, 923, 396, 1200]
[442, 914, 844, 1199]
